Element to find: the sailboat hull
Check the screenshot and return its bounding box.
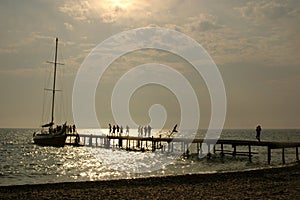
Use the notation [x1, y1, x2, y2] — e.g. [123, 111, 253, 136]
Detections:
[33, 133, 67, 147]
[33, 131, 67, 147]
[33, 123, 68, 147]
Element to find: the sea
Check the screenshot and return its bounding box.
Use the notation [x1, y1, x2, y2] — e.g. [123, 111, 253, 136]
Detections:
[0, 128, 299, 186]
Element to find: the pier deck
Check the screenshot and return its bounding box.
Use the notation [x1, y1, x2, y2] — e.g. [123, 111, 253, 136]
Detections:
[66, 134, 300, 164]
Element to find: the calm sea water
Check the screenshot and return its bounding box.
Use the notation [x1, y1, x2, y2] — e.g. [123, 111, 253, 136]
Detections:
[0, 128, 299, 186]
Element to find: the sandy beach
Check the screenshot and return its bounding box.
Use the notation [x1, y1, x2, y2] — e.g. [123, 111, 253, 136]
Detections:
[0, 162, 299, 199]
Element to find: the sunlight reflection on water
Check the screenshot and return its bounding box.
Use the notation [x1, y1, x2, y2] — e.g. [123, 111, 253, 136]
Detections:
[0, 128, 299, 186]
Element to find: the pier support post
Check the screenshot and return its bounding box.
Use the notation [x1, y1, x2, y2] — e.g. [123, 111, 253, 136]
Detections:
[152, 139, 156, 152]
[207, 143, 211, 159]
[248, 145, 252, 162]
[267, 147, 271, 164]
[220, 144, 224, 157]
[232, 145, 236, 158]
[126, 137, 129, 150]
[199, 144, 203, 158]
[119, 139, 123, 148]
[282, 148, 285, 164]
[186, 147, 190, 158]
[89, 135, 92, 147]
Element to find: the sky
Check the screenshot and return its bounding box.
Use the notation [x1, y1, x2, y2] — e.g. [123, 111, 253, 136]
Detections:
[0, 0, 299, 129]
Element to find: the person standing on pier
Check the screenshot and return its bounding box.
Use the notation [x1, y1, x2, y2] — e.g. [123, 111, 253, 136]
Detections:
[144, 126, 148, 137]
[116, 125, 120, 135]
[109, 124, 112, 135]
[126, 125, 130, 136]
[72, 124, 76, 134]
[256, 125, 262, 142]
[112, 125, 116, 135]
[138, 126, 141, 137]
[147, 125, 152, 137]
[120, 126, 123, 136]
[140, 126, 143, 137]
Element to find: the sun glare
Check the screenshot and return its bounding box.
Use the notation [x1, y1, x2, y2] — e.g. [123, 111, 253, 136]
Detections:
[108, 0, 132, 9]
[90, 0, 136, 23]
[92, 0, 133, 11]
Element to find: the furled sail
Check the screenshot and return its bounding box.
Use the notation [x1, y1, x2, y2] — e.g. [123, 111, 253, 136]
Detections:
[41, 122, 54, 127]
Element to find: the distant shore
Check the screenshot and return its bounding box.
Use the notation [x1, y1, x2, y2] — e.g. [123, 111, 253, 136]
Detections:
[0, 162, 299, 199]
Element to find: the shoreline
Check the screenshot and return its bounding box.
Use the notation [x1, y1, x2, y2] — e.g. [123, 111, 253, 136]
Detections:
[1, 162, 299, 199]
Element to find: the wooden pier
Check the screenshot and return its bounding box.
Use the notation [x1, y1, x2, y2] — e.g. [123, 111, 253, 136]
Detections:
[66, 134, 300, 164]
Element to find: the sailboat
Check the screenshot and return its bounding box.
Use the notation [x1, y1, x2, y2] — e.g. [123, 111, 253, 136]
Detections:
[33, 38, 67, 147]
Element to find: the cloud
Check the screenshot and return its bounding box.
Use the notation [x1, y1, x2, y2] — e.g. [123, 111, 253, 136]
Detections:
[235, 0, 296, 23]
[0, 47, 17, 54]
[0, 32, 53, 56]
[59, 1, 91, 21]
[64, 22, 74, 31]
[188, 14, 223, 32]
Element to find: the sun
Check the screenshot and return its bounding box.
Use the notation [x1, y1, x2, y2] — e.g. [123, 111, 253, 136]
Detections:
[89, 0, 137, 23]
[108, 0, 132, 9]
[92, 0, 133, 11]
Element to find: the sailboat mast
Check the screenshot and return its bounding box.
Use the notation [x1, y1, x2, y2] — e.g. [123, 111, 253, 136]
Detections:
[51, 38, 58, 125]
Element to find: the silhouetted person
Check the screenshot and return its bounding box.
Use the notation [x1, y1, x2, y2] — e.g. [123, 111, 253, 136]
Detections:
[169, 124, 178, 137]
[138, 126, 141, 137]
[256, 125, 261, 142]
[112, 125, 116, 135]
[147, 125, 152, 137]
[109, 124, 112, 135]
[120, 126, 123, 136]
[126, 125, 129, 135]
[72, 124, 76, 133]
[144, 126, 148, 137]
[116, 125, 120, 134]
[172, 124, 178, 133]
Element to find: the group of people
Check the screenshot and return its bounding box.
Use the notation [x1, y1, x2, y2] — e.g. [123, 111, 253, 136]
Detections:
[108, 124, 129, 136]
[138, 125, 152, 137]
[67, 124, 76, 134]
[107, 123, 262, 141]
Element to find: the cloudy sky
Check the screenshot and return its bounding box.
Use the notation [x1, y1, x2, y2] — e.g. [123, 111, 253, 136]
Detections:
[0, 0, 299, 129]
